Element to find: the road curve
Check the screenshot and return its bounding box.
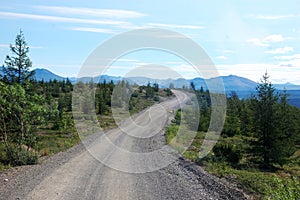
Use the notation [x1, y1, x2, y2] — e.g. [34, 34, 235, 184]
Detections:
[0, 90, 246, 200]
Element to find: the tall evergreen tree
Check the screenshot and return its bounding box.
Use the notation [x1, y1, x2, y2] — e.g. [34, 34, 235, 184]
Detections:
[250, 73, 296, 168]
[0, 30, 48, 165]
[1, 30, 34, 84]
[275, 89, 297, 165]
[252, 73, 278, 168]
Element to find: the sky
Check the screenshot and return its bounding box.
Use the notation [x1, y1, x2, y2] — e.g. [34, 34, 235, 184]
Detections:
[0, 0, 300, 84]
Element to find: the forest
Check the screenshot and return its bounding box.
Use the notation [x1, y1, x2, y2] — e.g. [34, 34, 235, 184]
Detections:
[0, 31, 172, 168]
[167, 74, 300, 199]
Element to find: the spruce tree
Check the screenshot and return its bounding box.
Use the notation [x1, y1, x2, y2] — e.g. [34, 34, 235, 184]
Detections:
[0, 30, 47, 165]
[2, 30, 34, 84]
[251, 73, 296, 168]
[252, 73, 278, 168]
[275, 89, 297, 165]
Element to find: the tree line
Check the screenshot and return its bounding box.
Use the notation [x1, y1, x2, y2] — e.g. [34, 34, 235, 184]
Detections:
[183, 74, 300, 169]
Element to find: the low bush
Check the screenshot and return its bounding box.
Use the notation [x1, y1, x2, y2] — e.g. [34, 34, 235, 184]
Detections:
[213, 142, 242, 165]
[6, 147, 39, 166]
[205, 162, 300, 199]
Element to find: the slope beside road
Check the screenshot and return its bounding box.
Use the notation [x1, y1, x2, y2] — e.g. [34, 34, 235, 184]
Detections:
[0, 90, 247, 200]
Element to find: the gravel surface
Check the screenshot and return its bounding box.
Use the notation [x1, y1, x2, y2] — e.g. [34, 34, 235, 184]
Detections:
[0, 91, 247, 200]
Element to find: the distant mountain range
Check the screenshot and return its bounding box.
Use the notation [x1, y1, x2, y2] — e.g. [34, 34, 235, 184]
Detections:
[1, 68, 299, 107]
[33, 68, 300, 91]
[32, 68, 300, 108]
[30, 69, 300, 108]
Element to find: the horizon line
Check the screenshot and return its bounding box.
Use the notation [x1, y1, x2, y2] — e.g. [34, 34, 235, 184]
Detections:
[32, 68, 299, 86]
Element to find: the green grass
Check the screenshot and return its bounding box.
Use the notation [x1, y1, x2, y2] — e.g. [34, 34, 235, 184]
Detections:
[129, 89, 173, 115]
[0, 89, 172, 171]
[166, 124, 179, 144]
[166, 128, 205, 161]
[129, 96, 155, 114]
[0, 162, 11, 171]
[165, 120, 300, 199]
[36, 131, 80, 156]
[204, 162, 300, 200]
[97, 114, 117, 130]
[0, 123, 81, 169]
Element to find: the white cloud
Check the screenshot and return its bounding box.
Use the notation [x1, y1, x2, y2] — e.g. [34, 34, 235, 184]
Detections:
[273, 54, 300, 69]
[246, 38, 269, 47]
[216, 55, 228, 60]
[253, 14, 296, 20]
[33, 6, 147, 19]
[264, 34, 284, 43]
[0, 44, 9, 48]
[265, 47, 294, 54]
[279, 59, 300, 68]
[69, 27, 115, 34]
[148, 23, 205, 30]
[274, 54, 300, 60]
[0, 11, 128, 26]
[216, 63, 300, 84]
[116, 58, 139, 62]
[247, 34, 285, 47]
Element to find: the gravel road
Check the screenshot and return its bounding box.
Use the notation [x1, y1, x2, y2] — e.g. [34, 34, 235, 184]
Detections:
[0, 91, 247, 200]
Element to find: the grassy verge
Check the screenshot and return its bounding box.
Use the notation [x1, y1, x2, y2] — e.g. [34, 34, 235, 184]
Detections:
[165, 122, 300, 199]
[129, 96, 156, 114]
[0, 114, 118, 170]
[36, 130, 80, 157]
[129, 88, 172, 114]
[0, 88, 173, 171]
[97, 114, 117, 130]
[36, 88, 171, 157]
[205, 162, 300, 200]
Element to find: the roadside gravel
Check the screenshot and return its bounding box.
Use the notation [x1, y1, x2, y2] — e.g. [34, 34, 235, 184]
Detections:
[0, 91, 247, 200]
[0, 129, 247, 200]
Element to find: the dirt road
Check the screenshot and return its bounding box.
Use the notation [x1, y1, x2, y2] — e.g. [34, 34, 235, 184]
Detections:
[0, 91, 246, 200]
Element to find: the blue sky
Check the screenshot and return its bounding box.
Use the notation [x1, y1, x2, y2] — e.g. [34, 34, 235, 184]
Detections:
[0, 0, 299, 84]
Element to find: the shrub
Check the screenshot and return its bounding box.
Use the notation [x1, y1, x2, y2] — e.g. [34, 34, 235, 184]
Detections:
[213, 142, 242, 165]
[153, 96, 160, 102]
[6, 147, 39, 166]
[205, 162, 300, 199]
